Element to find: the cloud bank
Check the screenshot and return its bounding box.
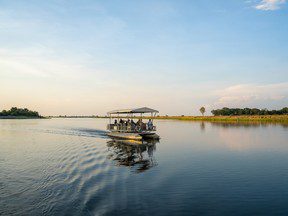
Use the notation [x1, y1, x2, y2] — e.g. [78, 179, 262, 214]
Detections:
[214, 83, 288, 107]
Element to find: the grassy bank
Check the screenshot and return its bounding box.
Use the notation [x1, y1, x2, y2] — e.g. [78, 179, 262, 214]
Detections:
[146, 115, 288, 122]
[52, 115, 288, 123]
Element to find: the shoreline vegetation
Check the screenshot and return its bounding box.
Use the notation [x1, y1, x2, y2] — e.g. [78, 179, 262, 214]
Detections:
[2, 107, 288, 122]
[0, 107, 43, 119]
[53, 115, 288, 123]
[146, 115, 288, 122]
[52, 107, 288, 123]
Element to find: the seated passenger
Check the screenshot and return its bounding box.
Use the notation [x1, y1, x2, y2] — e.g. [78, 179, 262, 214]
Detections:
[141, 122, 147, 130]
[114, 119, 117, 125]
[126, 119, 130, 126]
[136, 119, 142, 131]
[147, 119, 153, 130]
[136, 119, 142, 125]
[131, 119, 136, 130]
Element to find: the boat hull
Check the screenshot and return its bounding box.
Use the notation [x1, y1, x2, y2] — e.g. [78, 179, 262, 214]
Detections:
[140, 132, 160, 140]
[107, 131, 160, 141]
[107, 132, 143, 140]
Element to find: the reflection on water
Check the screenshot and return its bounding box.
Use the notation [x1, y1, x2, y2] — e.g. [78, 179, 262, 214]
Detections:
[1, 118, 288, 215]
[200, 121, 206, 131]
[194, 121, 288, 151]
[107, 139, 158, 173]
[208, 121, 288, 128]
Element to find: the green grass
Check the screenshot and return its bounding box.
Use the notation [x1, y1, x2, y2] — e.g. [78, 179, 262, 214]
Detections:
[52, 115, 288, 123]
[146, 115, 288, 122]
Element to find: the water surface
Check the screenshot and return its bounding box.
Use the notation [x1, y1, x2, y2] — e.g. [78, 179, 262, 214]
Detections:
[1, 119, 288, 215]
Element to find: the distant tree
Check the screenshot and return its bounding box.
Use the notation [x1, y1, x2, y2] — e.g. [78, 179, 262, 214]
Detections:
[200, 107, 206, 116]
[251, 108, 260, 115]
[211, 107, 288, 116]
[281, 107, 288, 114]
[211, 109, 217, 116]
[0, 107, 41, 118]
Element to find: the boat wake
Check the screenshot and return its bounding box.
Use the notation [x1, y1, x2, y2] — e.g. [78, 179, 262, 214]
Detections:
[72, 128, 108, 138]
[33, 127, 108, 139]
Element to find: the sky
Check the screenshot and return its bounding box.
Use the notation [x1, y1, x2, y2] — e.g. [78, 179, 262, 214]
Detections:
[0, 0, 287, 116]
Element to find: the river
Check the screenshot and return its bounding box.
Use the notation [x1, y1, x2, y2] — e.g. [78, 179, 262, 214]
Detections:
[1, 118, 288, 215]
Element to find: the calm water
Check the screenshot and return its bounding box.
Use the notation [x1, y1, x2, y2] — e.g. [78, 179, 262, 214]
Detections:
[1, 119, 288, 216]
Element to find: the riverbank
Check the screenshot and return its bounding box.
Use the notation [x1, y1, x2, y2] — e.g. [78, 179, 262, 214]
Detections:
[102, 115, 288, 123]
[147, 115, 288, 122]
[0, 116, 45, 119]
[51, 115, 288, 123]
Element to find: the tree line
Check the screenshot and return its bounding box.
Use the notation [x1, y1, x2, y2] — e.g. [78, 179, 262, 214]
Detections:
[0, 107, 41, 117]
[211, 107, 288, 116]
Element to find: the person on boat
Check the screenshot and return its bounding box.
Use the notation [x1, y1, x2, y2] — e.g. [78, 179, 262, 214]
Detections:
[136, 119, 142, 125]
[131, 119, 136, 130]
[136, 119, 142, 131]
[141, 121, 147, 130]
[118, 119, 123, 131]
[147, 119, 153, 130]
[114, 119, 118, 125]
[124, 119, 131, 131]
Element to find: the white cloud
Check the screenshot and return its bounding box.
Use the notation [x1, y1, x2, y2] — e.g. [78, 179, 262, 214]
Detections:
[255, 0, 286, 10]
[0, 48, 84, 79]
[214, 83, 288, 107]
[0, 46, 111, 81]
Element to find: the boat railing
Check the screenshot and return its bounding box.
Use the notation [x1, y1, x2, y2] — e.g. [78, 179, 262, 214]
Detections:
[107, 123, 156, 133]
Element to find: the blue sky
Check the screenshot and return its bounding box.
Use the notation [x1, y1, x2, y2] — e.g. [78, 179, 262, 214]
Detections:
[0, 0, 287, 115]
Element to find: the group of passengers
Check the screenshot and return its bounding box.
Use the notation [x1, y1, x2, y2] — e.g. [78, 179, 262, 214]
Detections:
[113, 118, 154, 131]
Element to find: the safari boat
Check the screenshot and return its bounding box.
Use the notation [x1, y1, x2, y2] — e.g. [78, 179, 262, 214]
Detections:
[106, 107, 160, 141]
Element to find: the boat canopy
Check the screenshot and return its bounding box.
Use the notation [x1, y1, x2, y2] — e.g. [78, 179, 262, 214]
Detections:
[108, 107, 159, 115]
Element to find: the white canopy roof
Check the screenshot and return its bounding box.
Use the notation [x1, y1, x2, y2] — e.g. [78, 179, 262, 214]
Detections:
[108, 107, 159, 114]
